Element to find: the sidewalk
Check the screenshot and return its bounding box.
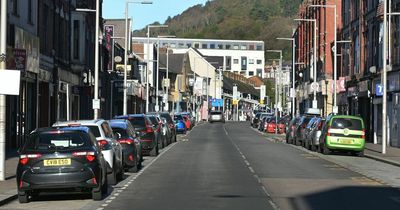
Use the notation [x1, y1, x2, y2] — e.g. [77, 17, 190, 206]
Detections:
[0, 149, 18, 205]
[266, 134, 400, 167]
[364, 143, 400, 167]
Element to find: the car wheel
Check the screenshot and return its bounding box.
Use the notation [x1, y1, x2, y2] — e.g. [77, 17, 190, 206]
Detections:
[150, 144, 159, 157]
[92, 188, 102, 201]
[101, 176, 108, 195]
[323, 144, 331, 155]
[107, 166, 117, 185]
[18, 191, 29, 203]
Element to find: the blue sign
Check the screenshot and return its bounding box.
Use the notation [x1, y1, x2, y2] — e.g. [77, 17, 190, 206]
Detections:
[376, 84, 383, 96]
[211, 98, 224, 107]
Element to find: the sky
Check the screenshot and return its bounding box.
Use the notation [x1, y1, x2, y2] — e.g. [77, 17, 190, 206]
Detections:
[103, 0, 208, 30]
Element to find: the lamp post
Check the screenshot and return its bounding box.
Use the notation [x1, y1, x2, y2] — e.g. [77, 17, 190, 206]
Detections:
[77, 2, 101, 119]
[267, 50, 282, 134]
[308, 4, 337, 113]
[277, 37, 296, 119]
[124, 1, 153, 115]
[0, 0, 7, 181]
[295, 18, 317, 109]
[146, 24, 168, 113]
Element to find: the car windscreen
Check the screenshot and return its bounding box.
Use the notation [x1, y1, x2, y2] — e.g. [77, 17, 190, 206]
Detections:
[331, 118, 363, 130]
[128, 117, 146, 128]
[24, 131, 92, 152]
[111, 127, 130, 139]
[174, 115, 183, 121]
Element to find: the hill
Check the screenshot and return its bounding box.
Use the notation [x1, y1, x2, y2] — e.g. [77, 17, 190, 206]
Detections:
[134, 0, 303, 60]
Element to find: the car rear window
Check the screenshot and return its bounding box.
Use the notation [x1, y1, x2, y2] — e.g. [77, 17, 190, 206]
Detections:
[87, 126, 101, 137]
[211, 111, 222, 115]
[174, 115, 183, 121]
[160, 113, 173, 123]
[24, 131, 93, 152]
[112, 127, 129, 139]
[331, 118, 363, 130]
[128, 117, 146, 128]
[149, 116, 159, 125]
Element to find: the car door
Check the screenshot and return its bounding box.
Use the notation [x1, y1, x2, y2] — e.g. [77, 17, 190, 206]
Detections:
[102, 122, 123, 166]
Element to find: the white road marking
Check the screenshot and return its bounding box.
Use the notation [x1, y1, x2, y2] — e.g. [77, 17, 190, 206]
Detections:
[244, 160, 250, 166]
[249, 166, 255, 173]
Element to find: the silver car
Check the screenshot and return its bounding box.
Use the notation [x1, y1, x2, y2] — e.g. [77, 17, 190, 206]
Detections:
[304, 117, 325, 151]
[209, 111, 225, 123]
[53, 119, 124, 185]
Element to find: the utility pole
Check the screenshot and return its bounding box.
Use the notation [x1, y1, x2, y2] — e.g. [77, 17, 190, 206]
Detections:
[0, 0, 7, 181]
[382, 0, 388, 154]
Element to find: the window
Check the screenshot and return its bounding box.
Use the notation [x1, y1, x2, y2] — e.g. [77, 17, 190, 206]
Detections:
[354, 35, 360, 74]
[225, 44, 231, 50]
[249, 59, 255, 64]
[249, 44, 255, 50]
[194, 43, 200, 49]
[241, 56, 247, 70]
[249, 71, 254, 76]
[240, 45, 247, 50]
[226, 56, 232, 70]
[28, 0, 32, 23]
[13, 0, 18, 16]
[257, 59, 262, 64]
[178, 43, 185, 48]
[233, 45, 239, 50]
[210, 44, 215, 49]
[256, 44, 263, 51]
[257, 69, 263, 77]
[73, 20, 80, 59]
[233, 59, 239, 64]
[202, 43, 208, 49]
[218, 44, 223, 49]
[186, 43, 192, 48]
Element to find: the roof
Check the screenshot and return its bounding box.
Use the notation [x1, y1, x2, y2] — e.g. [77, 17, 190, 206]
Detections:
[109, 119, 129, 129]
[52, 119, 106, 127]
[35, 127, 91, 133]
[159, 53, 185, 74]
[223, 75, 259, 97]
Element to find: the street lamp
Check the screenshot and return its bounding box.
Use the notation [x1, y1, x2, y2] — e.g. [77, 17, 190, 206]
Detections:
[77, 1, 100, 119]
[146, 24, 168, 113]
[294, 18, 318, 109]
[308, 4, 337, 114]
[277, 37, 296, 119]
[266, 50, 282, 134]
[124, 1, 153, 115]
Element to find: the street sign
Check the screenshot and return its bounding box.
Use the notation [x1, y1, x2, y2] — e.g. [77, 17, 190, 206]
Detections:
[260, 85, 266, 99]
[211, 98, 224, 107]
[233, 99, 238, 105]
[92, 99, 100, 110]
[0, 70, 21, 95]
[311, 82, 319, 91]
[376, 84, 383, 96]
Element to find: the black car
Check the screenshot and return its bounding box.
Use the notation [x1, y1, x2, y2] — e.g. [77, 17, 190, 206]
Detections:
[16, 127, 108, 203]
[148, 112, 177, 143]
[147, 115, 166, 149]
[114, 114, 159, 156]
[110, 119, 143, 172]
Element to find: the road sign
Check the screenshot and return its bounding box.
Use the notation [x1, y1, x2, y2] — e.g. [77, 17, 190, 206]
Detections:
[0, 70, 21, 95]
[92, 99, 100, 109]
[376, 84, 383, 96]
[311, 82, 319, 91]
[260, 99, 264, 105]
[233, 99, 238, 105]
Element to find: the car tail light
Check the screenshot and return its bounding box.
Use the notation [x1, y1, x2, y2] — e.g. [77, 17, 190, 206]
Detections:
[145, 122, 153, 133]
[362, 130, 365, 139]
[19, 154, 42, 165]
[118, 139, 134, 145]
[98, 139, 109, 150]
[129, 154, 134, 161]
[168, 123, 174, 129]
[327, 129, 332, 136]
[73, 151, 96, 162]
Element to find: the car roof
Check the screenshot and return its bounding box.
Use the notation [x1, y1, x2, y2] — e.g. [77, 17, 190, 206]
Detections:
[53, 119, 106, 127]
[331, 115, 363, 120]
[35, 126, 90, 134]
[109, 119, 129, 129]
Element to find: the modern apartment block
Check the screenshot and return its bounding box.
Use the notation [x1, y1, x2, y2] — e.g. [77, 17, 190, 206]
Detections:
[131, 37, 266, 78]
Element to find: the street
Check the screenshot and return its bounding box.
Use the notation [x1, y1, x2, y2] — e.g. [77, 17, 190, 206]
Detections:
[2, 122, 400, 210]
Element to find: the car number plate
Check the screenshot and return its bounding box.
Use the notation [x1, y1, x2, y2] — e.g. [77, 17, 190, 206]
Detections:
[339, 139, 353, 144]
[44, 158, 71, 166]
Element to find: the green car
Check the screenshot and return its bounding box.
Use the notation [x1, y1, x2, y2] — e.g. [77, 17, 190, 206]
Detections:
[319, 114, 365, 156]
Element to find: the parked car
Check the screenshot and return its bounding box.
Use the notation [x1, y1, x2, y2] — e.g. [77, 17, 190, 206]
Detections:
[114, 114, 160, 157]
[286, 117, 300, 144]
[109, 119, 142, 172]
[251, 112, 262, 128]
[319, 114, 365, 156]
[293, 115, 314, 146]
[174, 115, 187, 134]
[180, 115, 192, 129]
[149, 112, 177, 143]
[147, 115, 168, 148]
[302, 117, 319, 147]
[258, 116, 272, 131]
[209, 111, 225, 123]
[181, 112, 196, 128]
[306, 118, 325, 151]
[53, 120, 124, 185]
[17, 127, 108, 203]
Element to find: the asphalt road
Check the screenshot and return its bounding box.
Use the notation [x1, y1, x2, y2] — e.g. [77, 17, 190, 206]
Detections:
[2, 122, 400, 210]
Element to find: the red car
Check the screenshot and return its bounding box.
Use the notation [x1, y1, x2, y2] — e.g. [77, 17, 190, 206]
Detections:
[182, 116, 191, 130]
[266, 118, 285, 134]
